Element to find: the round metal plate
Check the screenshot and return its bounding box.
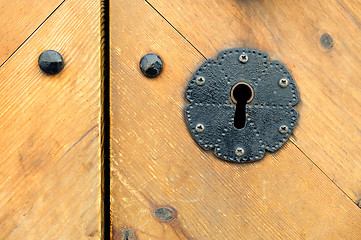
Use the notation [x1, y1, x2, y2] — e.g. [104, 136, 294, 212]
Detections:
[185, 48, 299, 162]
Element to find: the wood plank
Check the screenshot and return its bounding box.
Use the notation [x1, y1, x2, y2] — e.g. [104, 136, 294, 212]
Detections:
[0, 0, 102, 239]
[110, 0, 361, 239]
[146, 0, 361, 203]
[0, 0, 64, 66]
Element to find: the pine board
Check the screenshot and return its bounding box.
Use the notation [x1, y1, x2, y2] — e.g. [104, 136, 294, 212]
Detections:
[110, 0, 361, 239]
[0, 0, 102, 239]
[0, 0, 64, 66]
[146, 0, 361, 202]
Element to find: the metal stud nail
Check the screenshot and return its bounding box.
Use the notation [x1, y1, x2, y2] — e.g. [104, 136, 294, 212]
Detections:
[279, 78, 289, 88]
[279, 125, 289, 134]
[196, 76, 206, 86]
[38, 50, 64, 75]
[195, 124, 205, 133]
[139, 53, 163, 78]
[235, 147, 245, 157]
[239, 53, 248, 63]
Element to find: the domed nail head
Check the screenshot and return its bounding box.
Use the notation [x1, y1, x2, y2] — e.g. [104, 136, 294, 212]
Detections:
[38, 50, 64, 75]
[140, 53, 163, 78]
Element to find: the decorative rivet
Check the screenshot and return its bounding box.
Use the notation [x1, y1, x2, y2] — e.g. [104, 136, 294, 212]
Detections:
[320, 33, 334, 49]
[195, 124, 205, 133]
[235, 147, 245, 157]
[139, 53, 163, 78]
[279, 125, 289, 134]
[239, 53, 248, 63]
[196, 76, 206, 86]
[154, 207, 175, 222]
[38, 50, 64, 75]
[279, 78, 289, 88]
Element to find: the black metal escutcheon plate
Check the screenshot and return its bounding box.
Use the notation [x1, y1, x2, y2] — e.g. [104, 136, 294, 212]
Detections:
[185, 48, 299, 162]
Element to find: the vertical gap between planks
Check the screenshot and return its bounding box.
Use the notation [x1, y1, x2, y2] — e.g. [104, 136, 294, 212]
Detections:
[101, 0, 110, 239]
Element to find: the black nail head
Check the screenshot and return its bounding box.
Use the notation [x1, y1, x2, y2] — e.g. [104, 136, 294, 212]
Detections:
[139, 53, 163, 78]
[154, 207, 175, 222]
[38, 50, 64, 75]
[320, 33, 334, 49]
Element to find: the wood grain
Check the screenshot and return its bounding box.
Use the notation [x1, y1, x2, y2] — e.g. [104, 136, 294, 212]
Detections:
[0, 0, 64, 66]
[146, 0, 361, 203]
[110, 0, 361, 239]
[0, 0, 102, 239]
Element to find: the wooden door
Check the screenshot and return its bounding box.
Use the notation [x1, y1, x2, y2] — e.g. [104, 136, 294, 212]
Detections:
[2, 0, 361, 239]
[110, 1, 361, 239]
[0, 0, 103, 238]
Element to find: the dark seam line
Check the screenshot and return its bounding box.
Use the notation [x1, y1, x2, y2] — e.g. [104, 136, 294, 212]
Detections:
[144, 0, 207, 60]
[0, 0, 66, 69]
[290, 139, 356, 204]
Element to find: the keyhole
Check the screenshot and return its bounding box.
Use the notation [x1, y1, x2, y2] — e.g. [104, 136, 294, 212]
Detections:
[230, 82, 254, 129]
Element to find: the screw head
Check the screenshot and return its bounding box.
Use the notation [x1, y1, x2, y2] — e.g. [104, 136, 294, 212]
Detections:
[139, 53, 163, 78]
[279, 125, 289, 134]
[235, 147, 245, 157]
[38, 50, 64, 75]
[195, 124, 205, 133]
[239, 53, 248, 63]
[196, 76, 206, 86]
[279, 78, 289, 88]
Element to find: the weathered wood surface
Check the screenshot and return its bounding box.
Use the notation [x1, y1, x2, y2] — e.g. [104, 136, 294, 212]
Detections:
[110, 0, 361, 239]
[0, 0, 64, 66]
[146, 0, 361, 202]
[0, 0, 102, 239]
